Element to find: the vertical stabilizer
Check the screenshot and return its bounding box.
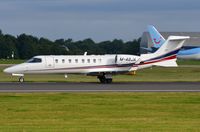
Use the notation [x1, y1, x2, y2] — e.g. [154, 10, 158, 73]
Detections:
[140, 36, 190, 67]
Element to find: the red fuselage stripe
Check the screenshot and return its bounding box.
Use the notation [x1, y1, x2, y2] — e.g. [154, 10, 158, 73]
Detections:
[139, 55, 176, 65]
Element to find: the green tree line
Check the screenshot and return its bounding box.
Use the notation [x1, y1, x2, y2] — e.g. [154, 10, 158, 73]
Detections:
[0, 30, 140, 59]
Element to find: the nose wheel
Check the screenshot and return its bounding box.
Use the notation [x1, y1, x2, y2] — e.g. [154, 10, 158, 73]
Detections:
[19, 77, 25, 82]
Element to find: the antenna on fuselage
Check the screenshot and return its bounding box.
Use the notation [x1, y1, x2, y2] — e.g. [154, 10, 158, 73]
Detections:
[84, 52, 87, 56]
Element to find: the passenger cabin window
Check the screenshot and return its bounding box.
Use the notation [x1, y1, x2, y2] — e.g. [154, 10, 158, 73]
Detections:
[27, 58, 42, 63]
[75, 59, 78, 63]
[68, 59, 72, 63]
[82, 59, 85, 63]
[87, 59, 90, 63]
[93, 59, 96, 63]
[98, 59, 102, 63]
[55, 59, 58, 63]
[62, 59, 65, 63]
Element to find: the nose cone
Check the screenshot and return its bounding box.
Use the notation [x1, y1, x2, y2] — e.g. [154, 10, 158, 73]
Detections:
[4, 67, 15, 74]
[4, 64, 25, 74]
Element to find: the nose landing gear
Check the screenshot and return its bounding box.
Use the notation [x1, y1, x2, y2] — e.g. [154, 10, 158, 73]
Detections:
[19, 77, 25, 82]
[11, 74, 25, 83]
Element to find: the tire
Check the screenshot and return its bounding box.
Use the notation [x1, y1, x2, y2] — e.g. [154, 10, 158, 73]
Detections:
[19, 77, 24, 83]
[106, 79, 112, 84]
[98, 76, 105, 83]
[98, 76, 113, 84]
[99, 77, 106, 83]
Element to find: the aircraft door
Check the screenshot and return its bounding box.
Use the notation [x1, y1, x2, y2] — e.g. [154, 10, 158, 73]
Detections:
[45, 56, 55, 68]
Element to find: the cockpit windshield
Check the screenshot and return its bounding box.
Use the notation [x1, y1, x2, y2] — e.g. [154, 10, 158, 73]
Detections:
[27, 58, 42, 63]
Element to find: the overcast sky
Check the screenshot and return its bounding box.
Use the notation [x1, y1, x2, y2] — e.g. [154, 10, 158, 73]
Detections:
[0, 0, 199, 42]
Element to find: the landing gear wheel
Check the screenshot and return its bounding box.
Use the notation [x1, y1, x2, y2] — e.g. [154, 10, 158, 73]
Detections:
[98, 77, 106, 83]
[106, 79, 112, 84]
[19, 77, 24, 82]
[98, 76, 113, 84]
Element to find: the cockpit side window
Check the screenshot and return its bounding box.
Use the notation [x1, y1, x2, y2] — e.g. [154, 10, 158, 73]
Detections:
[27, 58, 42, 63]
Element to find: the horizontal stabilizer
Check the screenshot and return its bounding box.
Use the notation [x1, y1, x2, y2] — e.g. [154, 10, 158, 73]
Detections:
[140, 47, 153, 52]
[168, 36, 190, 41]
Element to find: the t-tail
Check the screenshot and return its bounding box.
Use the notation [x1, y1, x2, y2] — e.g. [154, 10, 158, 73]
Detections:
[140, 35, 190, 68]
[148, 25, 166, 48]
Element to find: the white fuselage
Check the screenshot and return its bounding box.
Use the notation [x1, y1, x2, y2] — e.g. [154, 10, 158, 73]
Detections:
[4, 55, 142, 75]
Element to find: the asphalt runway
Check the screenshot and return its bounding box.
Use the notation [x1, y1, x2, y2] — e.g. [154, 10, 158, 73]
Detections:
[0, 82, 200, 92]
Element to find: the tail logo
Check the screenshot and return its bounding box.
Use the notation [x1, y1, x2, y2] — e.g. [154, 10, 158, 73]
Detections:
[153, 37, 162, 45]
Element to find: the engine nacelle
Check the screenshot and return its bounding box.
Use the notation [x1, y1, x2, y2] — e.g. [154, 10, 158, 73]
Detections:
[115, 55, 140, 65]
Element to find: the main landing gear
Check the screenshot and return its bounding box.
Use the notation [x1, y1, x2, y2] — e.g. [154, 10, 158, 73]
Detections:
[98, 74, 113, 84]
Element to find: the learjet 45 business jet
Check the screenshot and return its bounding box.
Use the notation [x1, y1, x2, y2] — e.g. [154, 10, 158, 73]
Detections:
[4, 26, 189, 83]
